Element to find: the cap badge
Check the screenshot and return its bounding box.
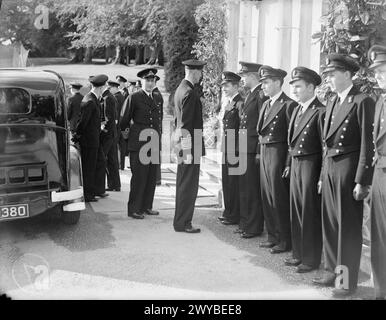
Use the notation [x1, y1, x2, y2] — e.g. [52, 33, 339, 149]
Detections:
[326, 57, 330, 65]
[348, 96, 353, 103]
[370, 51, 376, 61]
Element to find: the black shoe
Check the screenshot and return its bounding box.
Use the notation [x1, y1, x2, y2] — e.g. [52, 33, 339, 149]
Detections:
[143, 209, 159, 216]
[221, 219, 238, 226]
[332, 288, 356, 297]
[270, 243, 291, 254]
[296, 264, 316, 273]
[85, 197, 98, 202]
[218, 216, 226, 222]
[259, 241, 276, 248]
[312, 272, 335, 287]
[128, 212, 144, 219]
[233, 228, 244, 234]
[95, 193, 109, 198]
[106, 188, 121, 192]
[175, 227, 201, 233]
[241, 232, 261, 239]
[284, 258, 301, 267]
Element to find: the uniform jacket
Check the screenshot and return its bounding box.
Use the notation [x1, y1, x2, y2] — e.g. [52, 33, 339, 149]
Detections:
[67, 92, 83, 132]
[100, 89, 118, 140]
[120, 89, 162, 152]
[322, 86, 375, 185]
[174, 79, 205, 158]
[75, 92, 101, 148]
[152, 87, 164, 134]
[239, 85, 267, 154]
[373, 96, 386, 168]
[222, 93, 243, 156]
[288, 97, 325, 158]
[114, 91, 125, 122]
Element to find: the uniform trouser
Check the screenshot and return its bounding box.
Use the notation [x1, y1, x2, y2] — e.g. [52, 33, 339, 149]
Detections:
[80, 146, 98, 199]
[94, 145, 107, 195]
[290, 154, 322, 267]
[221, 159, 240, 223]
[321, 151, 363, 291]
[260, 143, 291, 245]
[102, 136, 121, 189]
[239, 153, 264, 234]
[127, 151, 157, 213]
[371, 165, 386, 297]
[174, 163, 200, 231]
[119, 135, 128, 170]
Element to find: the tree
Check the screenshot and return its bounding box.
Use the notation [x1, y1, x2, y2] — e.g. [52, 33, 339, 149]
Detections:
[313, 0, 386, 100]
[192, 0, 227, 119]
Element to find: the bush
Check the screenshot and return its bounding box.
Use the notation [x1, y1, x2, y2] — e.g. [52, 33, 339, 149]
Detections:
[192, 0, 227, 120]
[313, 0, 386, 101]
[163, 0, 203, 109]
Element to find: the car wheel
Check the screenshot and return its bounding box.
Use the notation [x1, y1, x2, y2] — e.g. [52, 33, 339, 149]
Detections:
[61, 210, 81, 225]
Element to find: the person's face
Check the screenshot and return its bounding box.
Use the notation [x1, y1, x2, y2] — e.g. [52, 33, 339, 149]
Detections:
[261, 78, 280, 97]
[143, 78, 156, 92]
[222, 82, 239, 97]
[374, 64, 386, 90]
[291, 80, 314, 103]
[109, 86, 118, 94]
[241, 73, 257, 89]
[324, 69, 350, 93]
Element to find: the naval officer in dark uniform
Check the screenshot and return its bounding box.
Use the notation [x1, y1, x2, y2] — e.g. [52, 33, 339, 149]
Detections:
[101, 81, 121, 192]
[368, 45, 386, 300]
[173, 59, 206, 233]
[312, 54, 375, 297]
[74, 74, 108, 202]
[153, 75, 164, 185]
[257, 66, 297, 253]
[67, 82, 83, 134]
[232, 62, 267, 238]
[116, 75, 129, 99]
[286, 67, 325, 273]
[218, 71, 243, 227]
[120, 68, 162, 219]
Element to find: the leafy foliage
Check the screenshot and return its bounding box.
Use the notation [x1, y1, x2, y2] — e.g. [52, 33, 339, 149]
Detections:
[192, 0, 227, 120]
[313, 0, 386, 100]
[162, 0, 203, 103]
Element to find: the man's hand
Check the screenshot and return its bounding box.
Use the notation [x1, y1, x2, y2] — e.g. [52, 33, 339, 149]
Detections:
[353, 184, 370, 201]
[317, 180, 322, 194]
[282, 166, 290, 178]
[255, 154, 260, 165]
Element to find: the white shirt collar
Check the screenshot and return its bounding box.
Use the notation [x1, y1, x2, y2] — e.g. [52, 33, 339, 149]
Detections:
[300, 95, 317, 111]
[337, 84, 354, 103]
[250, 84, 260, 94]
[270, 91, 283, 105]
[229, 92, 239, 102]
[185, 78, 194, 87]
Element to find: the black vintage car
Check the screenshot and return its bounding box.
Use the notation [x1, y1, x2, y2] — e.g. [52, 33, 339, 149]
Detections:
[0, 69, 84, 224]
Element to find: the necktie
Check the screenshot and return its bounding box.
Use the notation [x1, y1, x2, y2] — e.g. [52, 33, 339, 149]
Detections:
[264, 99, 272, 120]
[294, 105, 303, 128]
[329, 96, 340, 130]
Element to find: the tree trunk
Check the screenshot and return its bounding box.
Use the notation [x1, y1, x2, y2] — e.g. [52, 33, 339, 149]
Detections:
[70, 48, 84, 63]
[113, 45, 123, 64]
[135, 45, 145, 65]
[84, 47, 93, 63]
[147, 42, 162, 65]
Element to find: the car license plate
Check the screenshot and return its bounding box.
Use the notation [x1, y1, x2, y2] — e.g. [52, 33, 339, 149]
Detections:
[0, 204, 29, 220]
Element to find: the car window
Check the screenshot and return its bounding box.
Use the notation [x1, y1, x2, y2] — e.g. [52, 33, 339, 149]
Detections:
[0, 88, 31, 114]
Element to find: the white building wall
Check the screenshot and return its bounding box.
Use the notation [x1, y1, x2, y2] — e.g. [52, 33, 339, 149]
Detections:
[226, 0, 324, 93]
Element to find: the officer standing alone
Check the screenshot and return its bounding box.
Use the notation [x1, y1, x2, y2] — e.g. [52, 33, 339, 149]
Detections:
[120, 68, 162, 219]
[173, 59, 206, 233]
